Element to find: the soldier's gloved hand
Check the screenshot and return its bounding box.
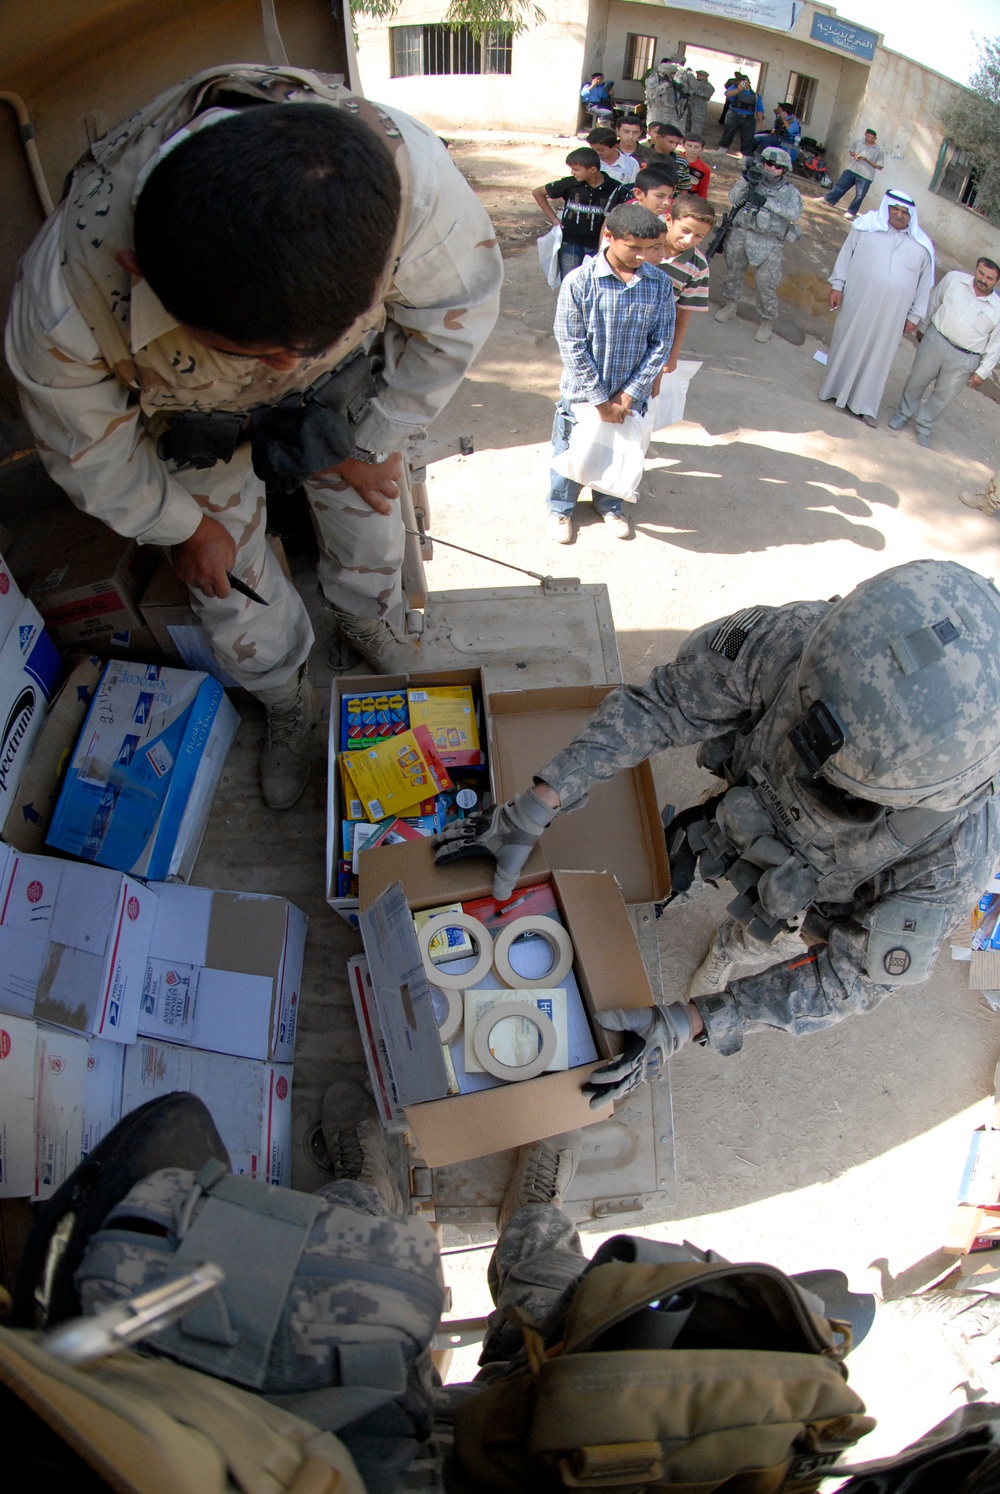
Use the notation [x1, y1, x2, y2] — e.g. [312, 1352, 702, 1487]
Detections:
[581, 1003, 694, 1109]
[433, 787, 559, 900]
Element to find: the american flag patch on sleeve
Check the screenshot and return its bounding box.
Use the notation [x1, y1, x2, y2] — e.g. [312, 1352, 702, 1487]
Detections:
[710, 607, 765, 660]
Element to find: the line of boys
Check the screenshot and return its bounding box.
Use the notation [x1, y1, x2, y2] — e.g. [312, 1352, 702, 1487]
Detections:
[531, 122, 712, 283]
[539, 162, 718, 543]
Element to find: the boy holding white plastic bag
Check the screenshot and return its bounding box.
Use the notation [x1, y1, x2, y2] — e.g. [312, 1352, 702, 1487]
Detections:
[547, 203, 675, 544]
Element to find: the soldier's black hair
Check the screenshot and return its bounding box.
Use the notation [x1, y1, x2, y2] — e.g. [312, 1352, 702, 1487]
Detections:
[586, 127, 619, 148]
[133, 104, 401, 354]
[605, 203, 664, 240]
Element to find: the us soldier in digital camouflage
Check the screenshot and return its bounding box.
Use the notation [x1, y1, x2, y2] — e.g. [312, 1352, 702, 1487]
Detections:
[5, 65, 502, 812]
[436, 560, 1000, 1106]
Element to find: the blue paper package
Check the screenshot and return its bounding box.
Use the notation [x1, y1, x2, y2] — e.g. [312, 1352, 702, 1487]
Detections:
[47, 661, 240, 880]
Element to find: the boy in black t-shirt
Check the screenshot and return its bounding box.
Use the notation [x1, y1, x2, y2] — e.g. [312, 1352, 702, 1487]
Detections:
[532, 147, 617, 281]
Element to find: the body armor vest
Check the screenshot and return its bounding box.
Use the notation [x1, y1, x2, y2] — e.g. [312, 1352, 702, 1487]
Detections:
[688, 661, 967, 944]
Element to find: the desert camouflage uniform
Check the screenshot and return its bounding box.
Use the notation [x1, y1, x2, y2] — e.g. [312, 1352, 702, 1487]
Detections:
[722, 175, 802, 322]
[5, 66, 503, 695]
[536, 598, 1000, 1056]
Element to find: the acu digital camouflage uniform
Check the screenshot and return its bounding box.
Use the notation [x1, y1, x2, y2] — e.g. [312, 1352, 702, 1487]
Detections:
[722, 172, 803, 322]
[687, 76, 715, 138]
[5, 65, 503, 696]
[644, 63, 695, 132]
[536, 563, 1000, 1057]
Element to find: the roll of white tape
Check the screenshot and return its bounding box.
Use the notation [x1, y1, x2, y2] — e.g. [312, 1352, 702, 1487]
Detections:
[417, 913, 493, 989]
[472, 1001, 559, 1082]
[493, 917, 574, 988]
[433, 987, 463, 1044]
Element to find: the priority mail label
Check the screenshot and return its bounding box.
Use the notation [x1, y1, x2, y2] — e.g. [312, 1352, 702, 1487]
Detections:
[140, 958, 199, 1042]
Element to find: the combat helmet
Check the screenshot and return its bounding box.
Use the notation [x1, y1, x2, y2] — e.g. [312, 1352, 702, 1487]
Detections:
[759, 146, 792, 173]
[792, 560, 1000, 810]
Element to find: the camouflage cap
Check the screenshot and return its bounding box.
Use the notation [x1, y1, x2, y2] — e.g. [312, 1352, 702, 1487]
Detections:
[760, 147, 792, 171]
[796, 560, 1000, 810]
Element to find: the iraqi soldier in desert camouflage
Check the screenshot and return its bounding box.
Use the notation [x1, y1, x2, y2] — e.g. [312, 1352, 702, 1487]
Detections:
[715, 146, 802, 343]
[6, 65, 502, 812]
[436, 560, 1000, 1105]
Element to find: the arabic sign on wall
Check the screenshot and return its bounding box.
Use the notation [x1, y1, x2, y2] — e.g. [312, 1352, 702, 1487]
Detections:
[809, 12, 878, 59]
[663, 0, 804, 34]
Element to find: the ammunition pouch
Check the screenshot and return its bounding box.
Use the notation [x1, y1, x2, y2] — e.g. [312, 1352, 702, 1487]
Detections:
[154, 350, 378, 489]
[249, 349, 377, 491]
[156, 410, 247, 471]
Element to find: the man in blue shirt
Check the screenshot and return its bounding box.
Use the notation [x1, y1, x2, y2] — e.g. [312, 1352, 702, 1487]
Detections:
[756, 102, 801, 162]
[717, 75, 761, 157]
[580, 72, 615, 122]
[546, 202, 675, 544]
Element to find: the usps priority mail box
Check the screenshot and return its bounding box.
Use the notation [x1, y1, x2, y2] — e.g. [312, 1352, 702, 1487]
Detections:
[0, 850, 157, 1042]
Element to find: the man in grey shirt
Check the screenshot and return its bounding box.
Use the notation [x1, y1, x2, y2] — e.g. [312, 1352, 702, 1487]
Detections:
[823, 128, 885, 218]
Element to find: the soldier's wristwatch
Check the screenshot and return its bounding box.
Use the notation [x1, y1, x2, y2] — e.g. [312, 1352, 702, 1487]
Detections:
[349, 446, 389, 465]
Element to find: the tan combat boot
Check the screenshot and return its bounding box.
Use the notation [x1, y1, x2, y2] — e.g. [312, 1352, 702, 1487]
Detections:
[321, 1081, 404, 1213]
[959, 472, 1000, 518]
[331, 608, 422, 673]
[498, 1129, 582, 1231]
[257, 665, 319, 810]
[714, 301, 738, 323]
[754, 319, 773, 342]
[687, 932, 736, 999]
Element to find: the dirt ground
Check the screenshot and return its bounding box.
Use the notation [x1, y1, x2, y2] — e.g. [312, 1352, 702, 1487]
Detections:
[421, 133, 1000, 1463]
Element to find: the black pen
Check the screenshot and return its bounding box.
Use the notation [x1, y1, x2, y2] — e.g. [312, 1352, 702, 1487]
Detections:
[226, 572, 269, 606]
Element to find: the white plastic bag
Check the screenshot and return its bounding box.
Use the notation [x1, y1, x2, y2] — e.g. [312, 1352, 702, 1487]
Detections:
[551, 403, 652, 501]
[537, 224, 563, 290]
[648, 360, 702, 435]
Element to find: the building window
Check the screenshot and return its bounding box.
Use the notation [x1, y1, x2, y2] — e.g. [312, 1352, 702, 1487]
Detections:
[932, 140, 980, 209]
[623, 34, 657, 82]
[390, 23, 513, 77]
[786, 72, 817, 125]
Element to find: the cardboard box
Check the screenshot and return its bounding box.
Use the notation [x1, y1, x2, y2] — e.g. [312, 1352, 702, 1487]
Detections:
[346, 953, 406, 1130]
[46, 661, 240, 881]
[140, 882, 307, 1062]
[35, 1025, 88, 1200]
[83, 1037, 125, 1157]
[122, 1041, 293, 1185]
[0, 1015, 38, 1197]
[0, 847, 157, 1041]
[0, 599, 64, 812]
[327, 668, 490, 927]
[358, 847, 655, 1168]
[3, 655, 103, 854]
[28, 524, 158, 646]
[326, 672, 669, 925]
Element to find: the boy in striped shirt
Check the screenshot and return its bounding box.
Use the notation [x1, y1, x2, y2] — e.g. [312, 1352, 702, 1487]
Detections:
[647, 194, 715, 370]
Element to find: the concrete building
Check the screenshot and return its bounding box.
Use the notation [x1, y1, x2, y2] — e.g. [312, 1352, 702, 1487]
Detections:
[355, 0, 999, 267]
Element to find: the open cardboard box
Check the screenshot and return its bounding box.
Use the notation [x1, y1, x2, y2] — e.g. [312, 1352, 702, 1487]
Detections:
[358, 842, 656, 1168]
[328, 672, 669, 924]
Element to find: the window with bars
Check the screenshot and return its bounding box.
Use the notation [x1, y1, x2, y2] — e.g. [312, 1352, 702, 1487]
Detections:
[932, 140, 980, 210]
[390, 24, 513, 77]
[623, 34, 657, 81]
[786, 72, 817, 125]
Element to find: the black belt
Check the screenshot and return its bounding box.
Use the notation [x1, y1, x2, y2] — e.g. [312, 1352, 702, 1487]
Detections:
[933, 325, 979, 357]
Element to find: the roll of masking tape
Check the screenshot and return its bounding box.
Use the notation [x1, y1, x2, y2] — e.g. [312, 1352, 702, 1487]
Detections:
[417, 913, 493, 989]
[493, 917, 574, 988]
[434, 987, 463, 1045]
[472, 1001, 559, 1082]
